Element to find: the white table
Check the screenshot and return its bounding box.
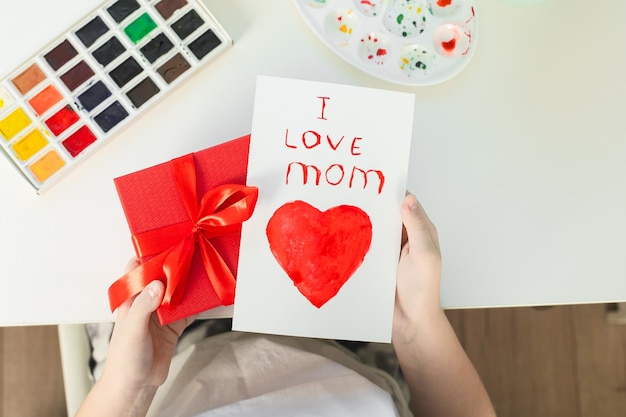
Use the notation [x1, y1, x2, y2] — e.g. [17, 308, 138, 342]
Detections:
[1, 0, 624, 326]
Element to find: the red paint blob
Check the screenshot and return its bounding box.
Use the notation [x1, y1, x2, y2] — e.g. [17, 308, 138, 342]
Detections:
[376, 48, 387, 56]
[437, 0, 453, 6]
[442, 38, 457, 51]
[266, 201, 372, 308]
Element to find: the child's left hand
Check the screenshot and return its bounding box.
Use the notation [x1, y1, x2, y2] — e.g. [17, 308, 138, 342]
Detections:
[102, 260, 194, 395]
[77, 261, 194, 417]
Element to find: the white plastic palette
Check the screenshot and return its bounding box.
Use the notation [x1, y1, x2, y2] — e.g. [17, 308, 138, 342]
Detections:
[293, 0, 478, 86]
[0, 0, 231, 192]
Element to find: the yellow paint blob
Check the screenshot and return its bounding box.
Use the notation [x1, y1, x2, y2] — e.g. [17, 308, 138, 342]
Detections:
[29, 149, 65, 183]
[12, 130, 48, 161]
[0, 98, 4, 109]
[0, 108, 31, 141]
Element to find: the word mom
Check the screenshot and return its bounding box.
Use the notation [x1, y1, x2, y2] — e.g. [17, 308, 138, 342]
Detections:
[284, 128, 386, 194]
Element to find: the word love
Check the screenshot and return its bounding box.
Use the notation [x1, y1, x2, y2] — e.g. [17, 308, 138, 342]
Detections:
[283, 128, 386, 194]
[284, 128, 362, 155]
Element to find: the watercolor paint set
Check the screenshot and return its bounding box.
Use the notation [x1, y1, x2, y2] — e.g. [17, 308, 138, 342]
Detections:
[0, 0, 231, 191]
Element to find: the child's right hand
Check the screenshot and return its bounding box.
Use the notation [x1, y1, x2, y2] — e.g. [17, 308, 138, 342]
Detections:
[391, 194, 497, 417]
[393, 194, 442, 344]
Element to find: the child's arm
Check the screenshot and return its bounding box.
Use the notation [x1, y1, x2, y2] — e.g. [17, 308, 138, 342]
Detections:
[393, 195, 496, 417]
[76, 272, 192, 417]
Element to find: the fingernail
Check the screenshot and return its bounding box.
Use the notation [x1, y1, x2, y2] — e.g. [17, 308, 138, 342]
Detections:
[407, 194, 418, 210]
[147, 281, 160, 298]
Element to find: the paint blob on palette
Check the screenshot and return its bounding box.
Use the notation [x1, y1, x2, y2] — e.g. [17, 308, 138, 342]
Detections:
[0, 0, 231, 191]
[293, 0, 478, 86]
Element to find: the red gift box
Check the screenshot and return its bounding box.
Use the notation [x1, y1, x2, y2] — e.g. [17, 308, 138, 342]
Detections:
[109, 135, 256, 325]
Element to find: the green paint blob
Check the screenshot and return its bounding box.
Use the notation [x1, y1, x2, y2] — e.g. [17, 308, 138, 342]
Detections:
[124, 13, 157, 44]
[396, 14, 404, 24]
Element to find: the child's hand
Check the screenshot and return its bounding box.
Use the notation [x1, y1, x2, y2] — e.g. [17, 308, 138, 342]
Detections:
[77, 260, 194, 417]
[393, 194, 442, 343]
[391, 195, 496, 417]
[101, 260, 194, 397]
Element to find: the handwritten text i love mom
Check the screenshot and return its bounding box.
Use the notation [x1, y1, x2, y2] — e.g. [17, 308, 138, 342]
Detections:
[283, 96, 385, 194]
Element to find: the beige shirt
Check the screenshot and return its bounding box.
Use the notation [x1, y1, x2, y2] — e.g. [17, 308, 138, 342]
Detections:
[147, 332, 411, 417]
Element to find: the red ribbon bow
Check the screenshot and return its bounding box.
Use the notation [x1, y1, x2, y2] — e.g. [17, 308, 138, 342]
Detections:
[108, 154, 258, 313]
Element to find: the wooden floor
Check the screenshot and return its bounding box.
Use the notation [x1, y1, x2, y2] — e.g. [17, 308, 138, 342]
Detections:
[446, 304, 626, 416]
[1, 304, 625, 417]
[0, 325, 66, 417]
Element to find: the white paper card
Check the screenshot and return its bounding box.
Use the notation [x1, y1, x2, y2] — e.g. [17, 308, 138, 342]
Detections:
[233, 76, 414, 342]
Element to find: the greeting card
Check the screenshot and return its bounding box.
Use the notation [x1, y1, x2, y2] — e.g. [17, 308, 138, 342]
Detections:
[232, 76, 414, 342]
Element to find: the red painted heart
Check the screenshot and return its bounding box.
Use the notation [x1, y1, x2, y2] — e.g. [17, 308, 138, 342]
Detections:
[266, 200, 372, 308]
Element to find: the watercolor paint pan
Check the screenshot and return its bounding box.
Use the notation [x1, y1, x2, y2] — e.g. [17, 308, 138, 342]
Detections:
[0, 0, 231, 192]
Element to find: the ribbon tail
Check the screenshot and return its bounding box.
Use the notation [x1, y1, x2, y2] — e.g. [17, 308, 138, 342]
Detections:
[162, 234, 195, 307]
[198, 238, 236, 305]
[108, 251, 169, 312]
